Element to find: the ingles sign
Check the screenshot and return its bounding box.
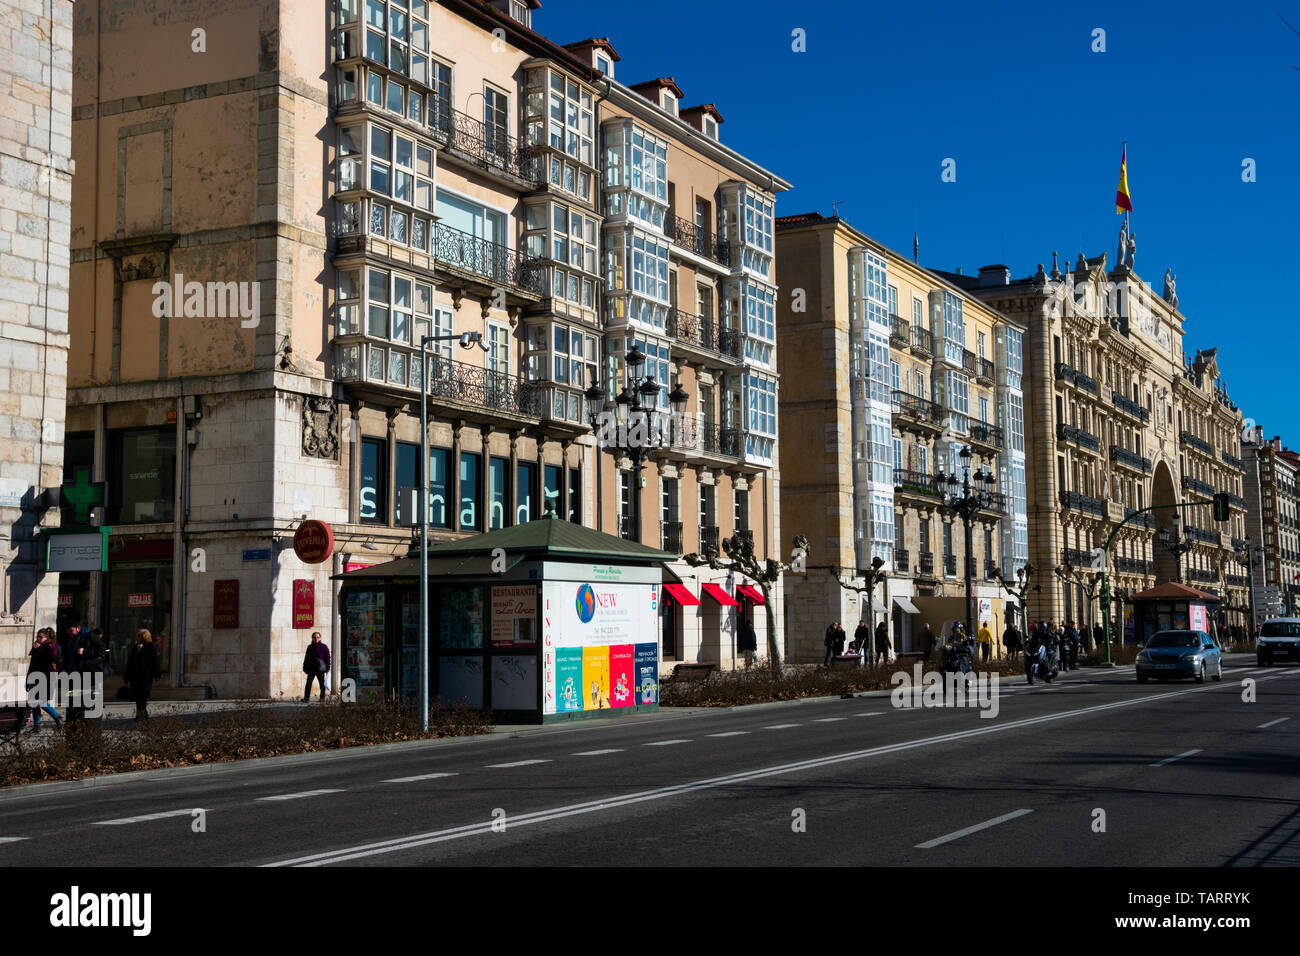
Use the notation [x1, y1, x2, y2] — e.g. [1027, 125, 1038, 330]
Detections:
[293, 520, 334, 564]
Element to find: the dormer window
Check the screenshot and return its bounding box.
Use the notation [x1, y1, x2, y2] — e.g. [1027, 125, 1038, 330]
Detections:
[661, 90, 678, 115]
[508, 0, 530, 26]
[702, 115, 718, 140]
[595, 53, 612, 77]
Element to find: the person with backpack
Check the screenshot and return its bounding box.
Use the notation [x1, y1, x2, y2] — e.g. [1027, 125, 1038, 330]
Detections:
[122, 629, 163, 722]
[302, 632, 331, 701]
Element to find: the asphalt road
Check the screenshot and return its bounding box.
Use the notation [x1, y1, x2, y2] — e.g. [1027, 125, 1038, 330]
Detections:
[2, 656, 1297, 867]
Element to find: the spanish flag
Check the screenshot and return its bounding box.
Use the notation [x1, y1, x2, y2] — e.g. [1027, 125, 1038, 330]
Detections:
[1115, 145, 1132, 214]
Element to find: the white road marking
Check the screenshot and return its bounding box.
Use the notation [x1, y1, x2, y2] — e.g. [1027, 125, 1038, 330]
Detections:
[764, 723, 800, 729]
[813, 717, 846, 723]
[0, 837, 29, 844]
[383, 772, 458, 783]
[854, 712, 884, 717]
[644, 739, 690, 746]
[94, 808, 205, 825]
[1257, 717, 1291, 729]
[706, 731, 749, 737]
[256, 789, 344, 801]
[1151, 749, 1203, 767]
[573, 749, 624, 756]
[264, 678, 1295, 868]
[485, 759, 551, 768]
[916, 810, 1034, 849]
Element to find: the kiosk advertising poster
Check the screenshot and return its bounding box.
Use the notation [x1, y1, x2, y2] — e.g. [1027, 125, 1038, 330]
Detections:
[542, 579, 659, 716]
[490, 586, 537, 647]
[1189, 603, 1208, 633]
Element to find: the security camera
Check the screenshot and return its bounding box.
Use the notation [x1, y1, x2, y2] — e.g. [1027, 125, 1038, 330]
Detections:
[457, 331, 490, 352]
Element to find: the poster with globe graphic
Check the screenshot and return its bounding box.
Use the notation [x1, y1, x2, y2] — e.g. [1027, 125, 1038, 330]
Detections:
[541, 580, 659, 716]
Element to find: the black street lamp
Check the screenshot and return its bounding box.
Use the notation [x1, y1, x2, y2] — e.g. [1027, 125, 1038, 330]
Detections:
[1156, 513, 1195, 584]
[1234, 536, 1264, 636]
[1055, 562, 1100, 638]
[936, 445, 997, 640]
[833, 556, 887, 656]
[585, 346, 688, 544]
[994, 561, 1038, 644]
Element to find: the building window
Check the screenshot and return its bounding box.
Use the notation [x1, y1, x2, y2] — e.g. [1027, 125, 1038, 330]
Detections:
[489, 456, 509, 530]
[359, 437, 387, 524]
[568, 467, 582, 523]
[733, 487, 747, 532]
[459, 451, 481, 531]
[394, 441, 419, 525]
[745, 373, 777, 460]
[702, 115, 718, 140]
[508, 0, 530, 26]
[661, 89, 678, 115]
[429, 447, 450, 528]
[699, 482, 714, 532]
[544, 464, 562, 516]
[619, 471, 632, 539]
[516, 461, 536, 523]
[107, 427, 177, 525]
[346, 0, 432, 86]
[594, 53, 612, 77]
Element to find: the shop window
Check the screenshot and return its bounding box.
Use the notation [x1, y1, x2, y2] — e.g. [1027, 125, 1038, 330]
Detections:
[517, 461, 537, 523]
[107, 427, 176, 524]
[489, 457, 509, 530]
[459, 452, 481, 531]
[360, 438, 387, 523]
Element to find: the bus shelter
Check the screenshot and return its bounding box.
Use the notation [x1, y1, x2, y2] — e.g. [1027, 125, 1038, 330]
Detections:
[334, 513, 676, 723]
[1128, 581, 1222, 647]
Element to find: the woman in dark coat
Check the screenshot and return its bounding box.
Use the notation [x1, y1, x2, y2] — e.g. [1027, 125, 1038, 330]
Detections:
[123, 629, 161, 722]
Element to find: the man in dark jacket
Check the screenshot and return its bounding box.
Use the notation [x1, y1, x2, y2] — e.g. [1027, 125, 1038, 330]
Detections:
[1004, 623, 1022, 660]
[303, 632, 332, 701]
[737, 615, 758, 669]
[123, 629, 162, 722]
[874, 621, 891, 665]
[1063, 620, 1080, 670]
[853, 620, 870, 654]
[824, 623, 837, 666]
[62, 625, 105, 720]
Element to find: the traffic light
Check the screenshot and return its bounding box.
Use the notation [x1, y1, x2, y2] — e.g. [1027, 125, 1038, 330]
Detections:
[1212, 493, 1230, 523]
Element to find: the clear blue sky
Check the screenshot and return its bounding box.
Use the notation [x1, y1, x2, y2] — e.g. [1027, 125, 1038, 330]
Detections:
[537, 0, 1299, 440]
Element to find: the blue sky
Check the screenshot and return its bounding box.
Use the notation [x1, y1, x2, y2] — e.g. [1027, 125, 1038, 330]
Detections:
[537, 0, 1300, 439]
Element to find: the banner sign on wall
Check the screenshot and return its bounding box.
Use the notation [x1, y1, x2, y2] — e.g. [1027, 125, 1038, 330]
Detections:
[542, 580, 659, 716]
[213, 579, 239, 629]
[490, 586, 537, 647]
[293, 579, 315, 628]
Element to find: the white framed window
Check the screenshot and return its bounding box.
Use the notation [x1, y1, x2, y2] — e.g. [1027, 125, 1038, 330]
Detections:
[702, 115, 718, 140]
[946, 370, 970, 433]
[912, 297, 924, 327]
[487, 323, 510, 375]
[661, 89, 678, 115]
[941, 291, 965, 365]
[594, 53, 612, 77]
[978, 331, 986, 359]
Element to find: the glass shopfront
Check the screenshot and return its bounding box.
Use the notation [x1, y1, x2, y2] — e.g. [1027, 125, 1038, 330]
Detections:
[107, 427, 176, 524]
[106, 561, 173, 674]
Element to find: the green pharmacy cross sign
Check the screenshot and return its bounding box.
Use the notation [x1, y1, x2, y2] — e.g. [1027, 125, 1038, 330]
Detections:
[61, 467, 106, 524]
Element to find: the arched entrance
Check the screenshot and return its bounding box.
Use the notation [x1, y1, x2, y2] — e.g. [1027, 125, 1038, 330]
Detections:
[1151, 460, 1179, 583]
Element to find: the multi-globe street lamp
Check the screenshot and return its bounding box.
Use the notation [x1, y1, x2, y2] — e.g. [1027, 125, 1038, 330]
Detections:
[936, 445, 997, 640]
[1156, 513, 1195, 585]
[994, 561, 1038, 646]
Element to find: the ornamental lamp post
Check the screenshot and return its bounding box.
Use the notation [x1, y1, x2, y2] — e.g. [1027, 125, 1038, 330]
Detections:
[937, 446, 995, 641]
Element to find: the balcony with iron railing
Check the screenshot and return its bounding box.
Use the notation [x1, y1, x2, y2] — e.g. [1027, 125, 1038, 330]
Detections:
[969, 421, 1005, 450]
[1180, 430, 1215, 457]
[911, 325, 934, 357]
[1125, 508, 1154, 530]
[1231, 536, 1248, 551]
[661, 520, 684, 555]
[977, 490, 1008, 514]
[890, 314, 910, 348]
[1222, 451, 1245, 471]
[1074, 369, 1098, 395]
[918, 551, 936, 576]
[1055, 362, 1077, 387]
[1226, 492, 1247, 511]
[894, 548, 910, 572]
[943, 554, 958, 577]
[1111, 390, 1151, 423]
[1110, 445, 1152, 474]
[1187, 567, 1219, 585]
[699, 525, 720, 554]
[431, 220, 547, 296]
[427, 102, 543, 187]
[335, 345, 543, 419]
[664, 214, 730, 266]
[699, 422, 742, 458]
[977, 357, 995, 384]
[894, 468, 943, 499]
[891, 390, 947, 431]
[962, 349, 978, 375]
[1115, 556, 1156, 575]
[1184, 525, 1221, 546]
[1182, 475, 1215, 498]
[667, 308, 717, 352]
[1057, 422, 1101, 454]
[1225, 573, 1249, 588]
[984, 560, 999, 580]
[1059, 490, 1106, 517]
[1062, 548, 1095, 568]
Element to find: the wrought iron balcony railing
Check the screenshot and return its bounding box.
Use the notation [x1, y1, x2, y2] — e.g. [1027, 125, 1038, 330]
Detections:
[1110, 445, 1152, 474]
[666, 308, 718, 352]
[1057, 422, 1101, 453]
[891, 390, 946, 428]
[962, 349, 978, 374]
[1226, 492, 1246, 511]
[1221, 451, 1245, 471]
[894, 548, 910, 573]
[428, 102, 542, 185]
[1111, 390, 1150, 423]
[1055, 362, 1077, 387]
[1125, 508, 1154, 530]
[894, 468, 943, 498]
[984, 560, 1000, 580]
[699, 525, 720, 554]
[1180, 430, 1215, 457]
[1225, 573, 1249, 588]
[1115, 556, 1156, 575]
[977, 491, 1008, 514]
[943, 554, 958, 577]
[978, 357, 995, 383]
[699, 422, 741, 458]
[1181, 475, 1215, 498]
[1184, 525, 1221, 546]
[1063, 548, 1095, 568]
[969, 421, 1004, 449]
[1060, 490, 1106, 517]
[717, 326, 743, 359]
[664, 214, 730, 265]
[918, 551, 935, 576]
[890, 314, 910, 347]
[661, 520, 683, 555]
[431, 221, 547, 295]
[1074, 369, 1098, 395]
[1186, 567, 1219, 585]
[911, 325, 934, 356]
[1230, 536, 1247, 551]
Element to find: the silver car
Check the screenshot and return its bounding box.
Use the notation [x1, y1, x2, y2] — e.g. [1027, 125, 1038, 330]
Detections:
[1136, 630, 1223, 683]
[1256, 618, 1300, 666]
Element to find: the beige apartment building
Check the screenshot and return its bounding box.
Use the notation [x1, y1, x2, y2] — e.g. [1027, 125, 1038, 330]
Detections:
[0, 0, 74, 674]
[775, 214, 1020, 663]
[1242, 429, 1300, 620]
[63, 0, 788, 700]
[941, 250, 1251, 634]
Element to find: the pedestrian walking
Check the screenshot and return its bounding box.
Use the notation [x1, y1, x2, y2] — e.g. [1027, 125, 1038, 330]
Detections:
[1092, 622, 1104, 653]
[976, 620, 993, 663]
[874, 620, 891, 666]
[1005, 623, 1022, 660]
[853, 619, 870, 654]
[62, 624, 105, 720]
[1064, 621, 1080, 670]
[833, 623, 846, 658]
[122, 629, 162, 722]
[17, 630, 62, 732]
[824, 622, 837, 666]
[737, 614, 758, 669]
[302, 631, 331, 700]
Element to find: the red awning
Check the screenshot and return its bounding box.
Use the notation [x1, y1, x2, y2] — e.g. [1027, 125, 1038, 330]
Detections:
[735, 584, 765, 605]
[663, 583, 701, 606]
[700, 583, 739, 607]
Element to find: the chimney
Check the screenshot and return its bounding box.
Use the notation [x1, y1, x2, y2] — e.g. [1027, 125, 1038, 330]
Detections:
[978, 264, 1011, 287]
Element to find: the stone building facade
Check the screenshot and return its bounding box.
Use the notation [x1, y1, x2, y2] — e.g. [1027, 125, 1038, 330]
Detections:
[1242, 429, 1300, 620]
[774, 214, 1018, 662]
[64, 0, 789, 698]
[0, 0, 74, 674]
[943, 251, 1250, 632]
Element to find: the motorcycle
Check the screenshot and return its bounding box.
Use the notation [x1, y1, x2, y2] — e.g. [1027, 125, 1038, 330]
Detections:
[940, 636, 976, 677]
[1025, 641, 1058, 685]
